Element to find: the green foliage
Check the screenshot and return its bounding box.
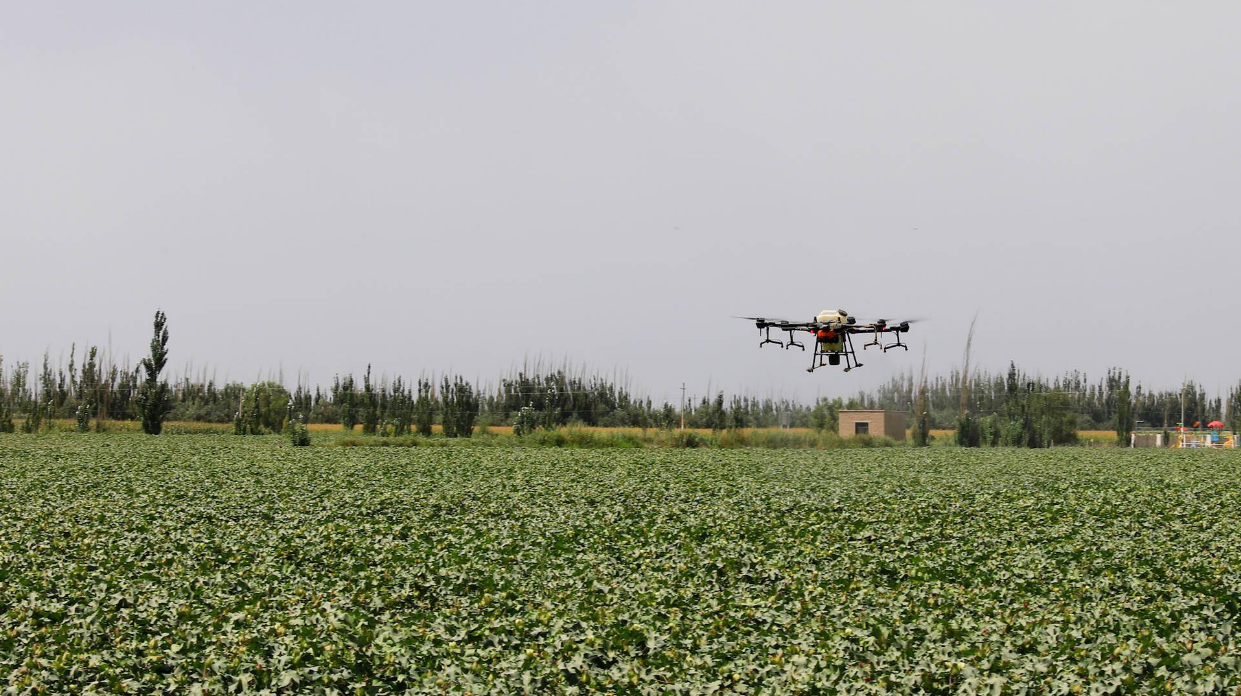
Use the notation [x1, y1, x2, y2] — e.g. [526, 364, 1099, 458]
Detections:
[361, 365, 379, 436]
[870, 363, 1214, 432]
[0, 358, 13, 434]
[513, 405, 539, 437]
[289, 383, 313, 424]
[492, 363, 661, 428]
[955, 412, 981, 447]
[1227, 381, 1241, 437]
[4, 437, 1241, 692]
[237, 382, 291, 435]
[809, 397, 840, 434]
[911, 353, 931, 447]
[285, 418, 311, 447]
[1113, 369, 1135, 446]
[329, 426, 897, 450]
[440, 378, 458, 438]
[414, 378, 434, 437]
[246, 390, 261, 435]
[388, 377, 413, 437]
[911, 408, 931, 447]
[440, 375, 478, 438]
[710, 392, 725, 433]
[74, 404, 91, 433]
[1037, 389, 1080, 446]
[955, 319, 981, 447]
[334, 374, 357, 431]
[659, 403, 677, 430]
[75, 346, 98, 433]
[995, 363, 1079, 448]
[135, 310, 173, 435]
[978, 413, 1001, 447]
[21, 399, 51, 434]
[8, 360, 28, 416]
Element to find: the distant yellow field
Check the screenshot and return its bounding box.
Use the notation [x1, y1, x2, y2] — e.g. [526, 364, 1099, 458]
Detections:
[930, 428, 1116, 444]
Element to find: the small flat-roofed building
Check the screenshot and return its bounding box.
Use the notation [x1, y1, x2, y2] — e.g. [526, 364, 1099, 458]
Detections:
[838, 410, 906, 441]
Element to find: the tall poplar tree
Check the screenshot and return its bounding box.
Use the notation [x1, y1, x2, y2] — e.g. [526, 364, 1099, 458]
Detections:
[135, 310, 173, 435]
[1113, 369, 1134, 446]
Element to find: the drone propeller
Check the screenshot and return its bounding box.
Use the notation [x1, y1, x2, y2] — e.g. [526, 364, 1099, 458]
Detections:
[859, 318, 927, 330]
[733, 315, 794, 323]
[861, 317, 926, 324]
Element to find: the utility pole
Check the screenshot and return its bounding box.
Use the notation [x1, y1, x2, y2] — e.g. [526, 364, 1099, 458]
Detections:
[1180, 381, 1186, 448]
[680, 383, 686, 431]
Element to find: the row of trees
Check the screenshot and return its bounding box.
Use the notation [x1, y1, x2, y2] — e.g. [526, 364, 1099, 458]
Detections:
[868, 367, 1228, 433]
[2, 315, 1240, 443]
[0, 312, 173, 434]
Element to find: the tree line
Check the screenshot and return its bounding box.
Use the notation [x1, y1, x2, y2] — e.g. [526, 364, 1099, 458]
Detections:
[2, 312, 1239, 444]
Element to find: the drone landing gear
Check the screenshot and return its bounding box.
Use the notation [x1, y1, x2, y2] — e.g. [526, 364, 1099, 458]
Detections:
[758, 326, 783, 349]
[883, 331, 908, 352]
[784, 331, 805, 351]
[807, 334, 863, 373]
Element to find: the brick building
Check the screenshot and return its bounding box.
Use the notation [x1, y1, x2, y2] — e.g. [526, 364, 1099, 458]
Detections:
[838, 410, 906, 441]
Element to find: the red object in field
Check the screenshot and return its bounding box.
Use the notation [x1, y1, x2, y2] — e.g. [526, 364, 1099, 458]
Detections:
[1194, 421, 1201, 428]
[1208, 420, 1225, 428]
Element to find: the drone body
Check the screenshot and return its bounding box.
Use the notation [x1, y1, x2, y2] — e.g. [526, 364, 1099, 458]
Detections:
[737, 309, 917, 373]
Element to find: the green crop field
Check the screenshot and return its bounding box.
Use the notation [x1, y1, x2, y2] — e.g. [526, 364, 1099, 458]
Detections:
[1, 436, 1240, 694]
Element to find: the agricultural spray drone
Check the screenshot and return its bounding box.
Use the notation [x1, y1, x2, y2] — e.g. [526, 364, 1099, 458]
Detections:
[735, 310, 921, 373]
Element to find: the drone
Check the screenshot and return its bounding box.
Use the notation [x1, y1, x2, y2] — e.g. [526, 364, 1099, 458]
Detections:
[736, 309, 919, 373]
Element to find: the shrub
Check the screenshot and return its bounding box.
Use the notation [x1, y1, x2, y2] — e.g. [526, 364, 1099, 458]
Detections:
[669, 431, 706, 449]
[286, 419, 311, 447]
[513, 406, 539, 437]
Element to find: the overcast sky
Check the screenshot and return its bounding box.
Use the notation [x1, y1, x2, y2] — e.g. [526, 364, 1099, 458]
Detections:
[3, 1, 1239, 403]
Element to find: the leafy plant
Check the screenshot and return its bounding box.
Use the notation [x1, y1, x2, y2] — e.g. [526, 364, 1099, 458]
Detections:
[513, 404, 539, 437]
[135, 310, 174, 435]
[286, 417, 311, 446]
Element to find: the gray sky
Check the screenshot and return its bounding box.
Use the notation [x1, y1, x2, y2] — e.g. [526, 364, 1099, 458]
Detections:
[3, 1, 1239, 404]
